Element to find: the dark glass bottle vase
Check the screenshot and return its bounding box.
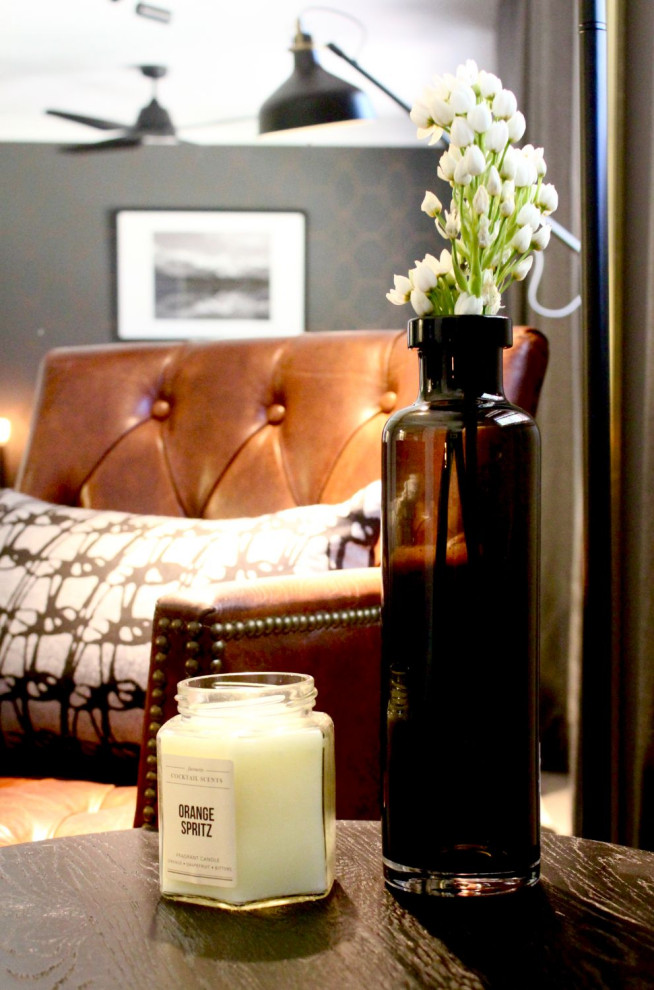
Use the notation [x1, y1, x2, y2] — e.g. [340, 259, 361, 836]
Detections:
[381, 315, 541, 896]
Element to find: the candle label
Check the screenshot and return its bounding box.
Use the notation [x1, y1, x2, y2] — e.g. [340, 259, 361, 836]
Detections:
[160, 753, 237, 887]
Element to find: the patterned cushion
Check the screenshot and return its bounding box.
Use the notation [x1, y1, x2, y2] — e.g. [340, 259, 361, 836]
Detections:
[0, 484, 380, 781]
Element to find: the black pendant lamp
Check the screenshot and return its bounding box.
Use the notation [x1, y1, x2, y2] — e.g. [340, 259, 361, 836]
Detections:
[259, 24, 375, 134]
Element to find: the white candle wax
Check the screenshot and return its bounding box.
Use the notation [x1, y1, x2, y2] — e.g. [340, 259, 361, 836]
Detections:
[158, 712, 334, 908]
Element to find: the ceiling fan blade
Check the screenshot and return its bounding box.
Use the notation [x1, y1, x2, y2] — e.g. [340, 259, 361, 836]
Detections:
[46, 109, 128, 131]
[60, 136, 142, 153]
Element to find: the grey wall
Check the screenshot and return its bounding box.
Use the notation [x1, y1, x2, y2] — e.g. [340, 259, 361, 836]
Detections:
[1, 142, 443, 479]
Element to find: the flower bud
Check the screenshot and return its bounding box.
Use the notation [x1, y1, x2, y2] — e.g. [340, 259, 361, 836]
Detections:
[500, 146, 517, 180]
[410, 288, 434, 317]
[450, 115, 475, 148]
[500, 196, 515, 218]
[444, 208, 460, 237]
[482, 271, 501, 314]
[438, 249, 453, 274]
[454, 292, 484, 315]
[450, 83, 476, 114]
[486, 120, 509, 154]
[492, 88, 518, 119]
[429, 96, 455, 127]
[487, 165, 502, 196]
[479, 70, 502, 99]
[410, 103, 430, 129]
[421, 190, 443, 217]
[464, 144, 486, 176]
[532, 224, 552, 250]
[412, 259, 438, 292]
[437, 149, 458, 181]
[386, 275, 411, 305]
[468, 103, 492, 134]
[507, 111, 526, 142]
[478, 215, 492, 247]
[537, 183, 559, 213]
[512, 225, 533, 254]
[456, 59, 479, 86]
[517, 203, 541, 228]
[473, 185, 490, 215]
[512, 256, 534, 281]
[514, 155, 537, 187]
[453, 158, 472, 186]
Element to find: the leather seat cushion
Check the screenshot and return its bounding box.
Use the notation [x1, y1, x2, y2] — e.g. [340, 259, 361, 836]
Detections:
[0, 778, 137, 846]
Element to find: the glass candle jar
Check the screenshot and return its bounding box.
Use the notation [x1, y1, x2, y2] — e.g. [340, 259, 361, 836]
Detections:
[157, 672, 335, 910]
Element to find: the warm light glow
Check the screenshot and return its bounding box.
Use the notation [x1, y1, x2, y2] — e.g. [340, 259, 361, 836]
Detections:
[0, 417, 11, 446]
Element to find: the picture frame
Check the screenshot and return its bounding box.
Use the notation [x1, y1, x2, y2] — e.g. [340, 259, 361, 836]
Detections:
[115, 209, 306, 340]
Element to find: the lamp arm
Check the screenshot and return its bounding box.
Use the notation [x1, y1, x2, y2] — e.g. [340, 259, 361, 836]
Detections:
[325, 42, 412, 114]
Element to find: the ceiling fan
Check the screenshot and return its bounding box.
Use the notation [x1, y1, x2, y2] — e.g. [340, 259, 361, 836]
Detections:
[46, 65, 185, 152]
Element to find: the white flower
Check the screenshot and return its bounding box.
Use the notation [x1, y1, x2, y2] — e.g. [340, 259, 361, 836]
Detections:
[409, 99, 444, 145]
[388, 60, 555, 317]
[499, 145, 518, 179]
[514, 154, 537, 187]
[456, 59, 479, 87]
[450, 115, 475, 148]
[453, 157, 472, 186]
[537, 182, 559, 213]
[450, 82, 477, 114]
[532, 224, 552, 250]
[512, 225, 533, 254]
[482, 270, 502, 314]
[421, 190, 442, 217]
[410, 287, 434, 316]
[464, 144, 486, 176]
[429, 96, 455, 128]
[437, 148, 459, 181]
[487, 165, 502, 196]
[386, 274, 412, 305]
[473, 185, 490, 215]
[485, 120, 509, 154]
[507, 111, 526, 142]
[454, 293, 484, 315]
[478, 215, 493, 247]
[517, 203, 542, 229]
[492, 88, 518, 119]
[478, 70, 502, 98]
[444, 206, 461, 238]
[411, 258, 438, 292]
[427, 75, 451, 101]
[523, 144, 547, 176]
[467, 103, 492, 134]
[512, 256, 534, 281]
[437, 249, 453, 274]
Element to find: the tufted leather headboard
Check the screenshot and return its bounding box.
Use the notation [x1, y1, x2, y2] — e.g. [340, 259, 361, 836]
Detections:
[16, 328, 548, 518]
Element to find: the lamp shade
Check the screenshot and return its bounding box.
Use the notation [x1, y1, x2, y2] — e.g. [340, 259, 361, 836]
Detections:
[259, 32, 374, 134]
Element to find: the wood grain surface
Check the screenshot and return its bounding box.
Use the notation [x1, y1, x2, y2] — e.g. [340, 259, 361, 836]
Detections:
[0, 823, 653, 989]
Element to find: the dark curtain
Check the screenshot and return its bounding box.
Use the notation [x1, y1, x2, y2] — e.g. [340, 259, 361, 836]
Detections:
[497, 0, 583, 782]
[613, 0, 654, 849]
[500, 0, 654, 849]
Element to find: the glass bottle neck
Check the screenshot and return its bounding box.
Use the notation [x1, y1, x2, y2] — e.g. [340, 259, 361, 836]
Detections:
[418, 341, 505, 401]
[407, 315, 511, 401]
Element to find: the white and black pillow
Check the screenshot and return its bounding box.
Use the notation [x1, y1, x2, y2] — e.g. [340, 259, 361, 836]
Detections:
[0, 483, 380, 780]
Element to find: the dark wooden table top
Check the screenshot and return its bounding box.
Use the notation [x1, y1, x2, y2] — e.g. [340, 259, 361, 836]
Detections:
[1, 822, 653, 989]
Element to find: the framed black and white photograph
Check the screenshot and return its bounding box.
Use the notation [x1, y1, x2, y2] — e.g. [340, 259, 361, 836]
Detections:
[115, 209, 305, 340]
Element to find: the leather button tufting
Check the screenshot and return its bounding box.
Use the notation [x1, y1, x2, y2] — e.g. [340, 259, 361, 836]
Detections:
[152, 399, 171, 420]
[267, 403, 286, 425]
[380, 391, 397, 413]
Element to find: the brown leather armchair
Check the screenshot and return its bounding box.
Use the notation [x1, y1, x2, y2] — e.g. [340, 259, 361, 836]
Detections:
[0, 327, 548, 844]
[134, 325, 549, 830]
